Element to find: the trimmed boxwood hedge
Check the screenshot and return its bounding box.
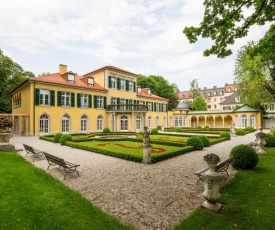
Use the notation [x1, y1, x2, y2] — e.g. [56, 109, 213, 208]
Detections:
[236, 129, 245, 136]
[60, 134, 73, 145]
[220, 131, 231, 140]
[53, 132, 62, 143]
[265, 133, 275, 147]
[39, 136, 54, 142]
[198, 135, 210, 147]
[186, 137, 204, 150]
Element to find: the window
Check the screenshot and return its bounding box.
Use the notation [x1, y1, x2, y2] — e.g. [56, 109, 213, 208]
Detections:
[39, 114, 49, 134]
[121, 98, 126, 110]
[227, 88, 231, 92]
[120, 116, 128, 131]
[81, 94, 89, 108]
[241, 115, 248, 127]
[220, 91, 223, 95]
[270, 104, 275, 111]
[207, 98, 211, 103]
[156, 116, 159, 127]
[156, 103, 159, 112]
[163, 116, 166, 127]
[148, 116, 152, 128]
[62, 92, 71, 107]
[129, 81, 133, 92]
[214, 105, 217, 109]
[68, 74, 75, 83]
[214, 98, 216, 102]
[97, 115, 103, 131]
[208, 105, 211, 109]
[163, 104, 167, 112]
[39, 89, 50, 105]
[250, 115, 256, 127]
[88, 78, 94, 86]
[121, 79, 125, 90]
[62, 115, 70, 132]
[169, 116, 173, 127]
[179, 117, 183, 127]
[14, 93, 22, 107]
[137, 87, 141, 94]
[148, 102, 152, 111]
[148, 89, 151, 95]
[97, 96, 104, 109]
[235, 97, 240, 102]
[175, 117, 179, 127]
[208, 92, 211, 96]
[214, 91, 217, 96]
[81, 115, 88, 132]
[136, 116, 141, 130]
[111, 77, 117, 88]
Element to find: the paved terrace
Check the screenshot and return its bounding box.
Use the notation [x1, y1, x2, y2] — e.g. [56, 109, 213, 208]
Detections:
[10, 131, 259, 230]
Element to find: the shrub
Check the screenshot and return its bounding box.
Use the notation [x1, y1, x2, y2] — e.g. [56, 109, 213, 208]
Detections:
[103, 127, 110, 133]
[236, 129, 245, 136]
[220, 131, 231, 140]
[196, 125, 202, 129]
[230, 144, 258, 170]
[60, 134, 73, 145]
[265, 133, 275, 147]
[157, 125, 162, 130]
[245, 126, 255, 132]
[53, 132, 62, 143]
[204, 126, 209, 129]
[186, 137, 204, 150]
[198, 135, 210, 147]
[272, 129, 275, 136]
[150, 128, 158, 134]
[175, 127, 182, 132]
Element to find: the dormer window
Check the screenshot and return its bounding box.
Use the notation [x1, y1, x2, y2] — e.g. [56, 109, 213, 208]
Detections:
[68, 74, 75, 83]
[148, 89, 151, 96]
[137, 87, 141, 94]
[228, 88, 231, 92]
[88, 77, 94, 86]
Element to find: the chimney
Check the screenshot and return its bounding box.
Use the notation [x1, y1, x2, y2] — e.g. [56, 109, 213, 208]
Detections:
[213, 86, 217, 89]
[59, 64, 67, 75]
[204, 87, 207, 90]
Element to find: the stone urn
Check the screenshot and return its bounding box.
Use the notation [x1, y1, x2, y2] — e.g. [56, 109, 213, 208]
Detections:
[202, 153, 223, 211]
[255, 128, 267, 155]
[0, 132, 12, 143]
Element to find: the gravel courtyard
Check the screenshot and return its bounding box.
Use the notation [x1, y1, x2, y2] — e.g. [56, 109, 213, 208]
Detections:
[10, 132, 258, 230]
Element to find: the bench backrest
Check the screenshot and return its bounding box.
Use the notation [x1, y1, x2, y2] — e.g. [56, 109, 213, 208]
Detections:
[44, 152, 66, 166]
[23, 144, 34, 152]
[216, 157, 233, 171]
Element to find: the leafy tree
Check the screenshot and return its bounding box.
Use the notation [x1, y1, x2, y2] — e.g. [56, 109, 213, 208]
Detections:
[190, 97, 207, 111]
[38, 72, 51, 77]
[0, 49, 33, 113]
[137, 74, 179, 110]
[190, 78, 200, 99]
[234, 43, 274, 106]
[183, 1, 275, 58]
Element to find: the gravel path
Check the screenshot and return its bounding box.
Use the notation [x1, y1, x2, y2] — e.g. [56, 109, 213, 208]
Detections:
[10, 131, 259, 230]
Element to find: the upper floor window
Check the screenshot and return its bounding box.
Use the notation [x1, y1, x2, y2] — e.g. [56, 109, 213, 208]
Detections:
[220, 91, 223, 95]
[121, 79, 125, 90]
[214, 91, 217, 96]
[235, 97, 240, 102]
[62, 92, 71, 107]
[207, 98, 211, 103]
[111, 77, 116, 88]
[94, 95, 106, 109]
[156, 103, 159, 112]
[68, 74, 75, 83]
[81, 94, 88, 108]
[270, 103, 274, 111]
[13, 93, 22, 107]
[227, 88, 231, 92]
[88, 78, 94, 86]
[163, 104, 167, 112]
[129, 81, 133, 92]
[208, 92, 211, 96]
[35, 89, 55, 106]
[97, 96, 104, 108]
[148, 102, 152, 111]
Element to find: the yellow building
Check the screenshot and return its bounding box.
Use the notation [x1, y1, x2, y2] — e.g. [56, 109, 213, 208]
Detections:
[10, 65, 169, 136]
[10, 64, 263, 136]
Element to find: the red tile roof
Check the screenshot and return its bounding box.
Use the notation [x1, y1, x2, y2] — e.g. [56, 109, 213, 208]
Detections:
[137, 88, 168, 101]
[178, 91, 192, 100]
[30, 73, 107, 91]
[84, 65, 138, 77]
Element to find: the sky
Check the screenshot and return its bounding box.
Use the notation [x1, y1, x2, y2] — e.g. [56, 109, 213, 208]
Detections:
[0, 0, 270, 91]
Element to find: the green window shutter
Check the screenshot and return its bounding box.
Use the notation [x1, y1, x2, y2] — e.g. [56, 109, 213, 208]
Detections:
[57, 91, 62, 106]
[126, 99, 129, 109]
[133, 100, 136, 104]
[160, 103, 162, 112]
[50, 90, 55, 106]
[88, 95, 92, 108]
[133, 82, 136, 92]
[34, 89, 40, 105]
[117, 98, 120, 104]
[104, 96, 107, 109]
[108, 76, 112, 88]
[154, 103, 156, 112]
[94, 95, 98, 108]
[111, 97, 113, 104]
[77, 93, 81, 108]
[117, 78, 121, 90]
[71, 93, 75, 107]
[126, 80, 129, 91]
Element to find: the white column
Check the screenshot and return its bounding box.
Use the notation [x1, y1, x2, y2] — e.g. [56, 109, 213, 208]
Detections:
[132, 112, 134, 132]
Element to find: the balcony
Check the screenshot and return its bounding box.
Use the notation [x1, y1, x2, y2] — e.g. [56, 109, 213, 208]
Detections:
[106, 104, 148, 113]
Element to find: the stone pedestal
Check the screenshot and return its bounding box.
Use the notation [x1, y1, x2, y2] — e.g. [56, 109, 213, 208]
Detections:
[0, 133, 12, 143]
[255, 128, 267, 155]
[143, 146, 151, 164]
[0, 143, 15, 151]
[201, 153, 223, 212]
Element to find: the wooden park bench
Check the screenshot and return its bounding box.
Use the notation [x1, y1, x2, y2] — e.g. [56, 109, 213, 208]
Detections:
[23, 144, 45, 162]
[195, 157, 233, 184]
[43, 152, 80, 179]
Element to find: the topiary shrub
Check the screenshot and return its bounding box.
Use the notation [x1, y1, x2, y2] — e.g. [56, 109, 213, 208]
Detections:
[175, 127, 182, 132]
[150, 128, 158, 134]
[198, 135, 210, 147]
[236, 129, 245, 136]
[244, 126, 254, 132]
[60, 134, 73, 145]
[186, 137, 204, 150]
[53, 132, 62, 143]
[157, 125, 162, 130]
[103, 127, 110, 133]
[196, 125, 202, 129]
[265, 133, 275, 147]
[230, 144, 258, 169]
[220, 131, 231, 140]
[204, 126, 209, 129]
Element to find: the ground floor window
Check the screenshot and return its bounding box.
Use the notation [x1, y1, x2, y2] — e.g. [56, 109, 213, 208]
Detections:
[241, 115, 248, 127]
[163, 116, 166, 127]
[120, 116, 128, 131]
[136, 116, 141, 130]
[81, 115, 88, 132]
[40, 114, 49, 134]
[250, 115, 256, 127]
[156, 116, 159, 127]
[62, 115, 70, 132]
[148, 116, 152, 128]
[169, 116, 172, 127]
[97, 115, 103, 131]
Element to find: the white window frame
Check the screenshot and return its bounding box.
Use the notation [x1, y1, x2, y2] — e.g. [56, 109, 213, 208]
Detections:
[88, 78, 94, 86]
[80, 94, 89, 108]
[111, 77, 117, 89]
[39, 114, 49, 134]
[81, 115, 88, 132]
[156, 116, 159, 127]
[62, 92, 71, 107]
[156, 103, 159, 112]
[148, 102, 152, 111]
[97, 115, 103, 131]
[129, 81, 133, 92]
[61, 115, 70, 133]
[39, 89, 50, 106]
[97, 96, 104, 109]
[148, 116, 152, 128]
[136, 116, 141, 130]
[120, 116, 128, 131]
[68, 74, 75, 83]
[121, 79, 125, 90]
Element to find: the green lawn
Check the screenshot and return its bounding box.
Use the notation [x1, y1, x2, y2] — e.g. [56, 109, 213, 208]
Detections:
[175, 147, 275, 230]
[0, 151, 133, 230]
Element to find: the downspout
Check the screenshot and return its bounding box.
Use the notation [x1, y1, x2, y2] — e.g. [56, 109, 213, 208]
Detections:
[33, 81, 36, 136]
